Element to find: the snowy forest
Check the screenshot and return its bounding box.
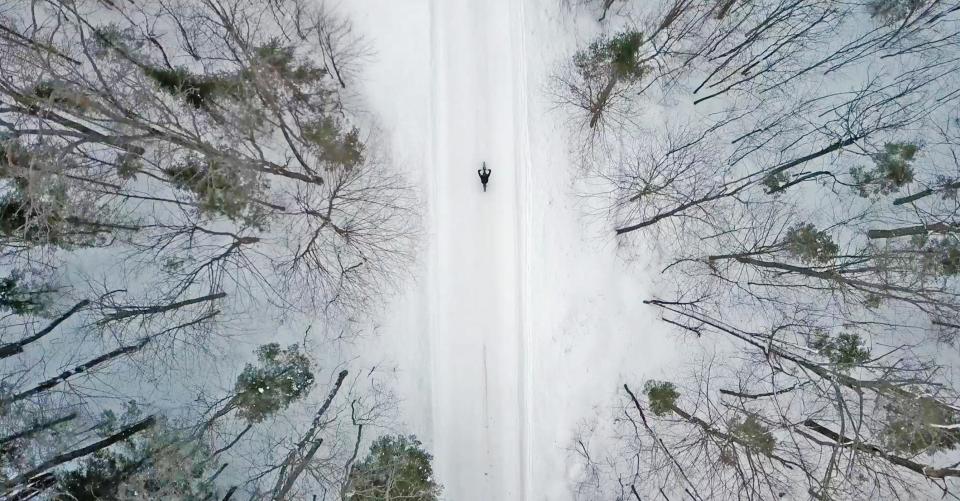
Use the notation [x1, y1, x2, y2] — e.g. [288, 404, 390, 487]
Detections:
[565, 0, 960, 500]
[0, 0, 433, 499]
[2, 0, 960, 500]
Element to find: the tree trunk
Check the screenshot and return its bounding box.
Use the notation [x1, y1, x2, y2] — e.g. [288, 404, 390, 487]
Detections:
[1, 416, 156, 491]
[598, 0, 616, 21]
[616, 188, 736, 235]
[3, 473, 56, 501]
[803, 419, 960, 479]
[714, 0, 739, 19]
[589, 75, 618, 128]
[272, 370, 349, 500]
[762, 135, 862, 181]
[867, 222, 960, 239]
[647, 301, 960, 418]
[0, 300, 89, 359]
[103, 292, 226, 322]
[667, 403, 799, 469]
[893, 180, 960, 206]
[0, 413, 77, 447]
[212, 424, 253, 457]
[5, 338, 150, 404]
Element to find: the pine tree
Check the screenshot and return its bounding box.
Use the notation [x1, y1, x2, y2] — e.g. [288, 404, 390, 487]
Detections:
[233, 343, 315, 424]
[346, 435, 441, 501]
[54, 417, 220, 501]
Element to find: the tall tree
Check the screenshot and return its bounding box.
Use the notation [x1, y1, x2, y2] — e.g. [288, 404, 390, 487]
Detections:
[562, 0, 960, 498]
[0, 1, 417, 498]
[345, 435, 442, 501]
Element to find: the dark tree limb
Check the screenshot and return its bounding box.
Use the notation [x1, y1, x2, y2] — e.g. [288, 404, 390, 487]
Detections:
[867, 222, 960, 239]
[589, 76, 619, 129]
[212, 424, 252, 457]
[102, 292, 226, 322]
[0, 412, 77, 447]
[3, 473, 56, 501]
[804, 419, 960, 479]
[598, 0, 617, 22]
[719, 384, 805, 400]
[766, 171, 835, 195]
[893, 180, 960, 206]
[623, 384, 703, 501]
[0, 24, 82, 65]
[340, 399, 364, 498]
[1, 415, 155, 491]
[272, 370, 349, 500]
[4, 337, 151, 404]
[0, 300, 90, 359]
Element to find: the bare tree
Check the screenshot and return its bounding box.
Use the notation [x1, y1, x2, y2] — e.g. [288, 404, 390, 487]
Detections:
[0, 0, 417, 497]
[563, 0, 960, 497]
[0, 0, 416, 316]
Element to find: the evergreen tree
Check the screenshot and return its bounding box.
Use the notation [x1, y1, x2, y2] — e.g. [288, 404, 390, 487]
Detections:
[728, 414, 776, 456]
[851, 142, 918, 197]
[0, 273, 51, 316]
[569, 29, 648, 128]
[55, 418, 220, 501]
[809, 331, 871, 371]
[644, 380, 679, 417]
[880, 395, 960, 455]
[346, 435, 441, 501]
[573, 30, 646, 83]
[783, 223, 839, 264]
[233, 343, 315, 424]
[163, 155, 267, 227]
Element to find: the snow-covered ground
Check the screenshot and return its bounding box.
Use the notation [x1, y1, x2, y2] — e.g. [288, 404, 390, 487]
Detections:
[343, 1, 682, 499]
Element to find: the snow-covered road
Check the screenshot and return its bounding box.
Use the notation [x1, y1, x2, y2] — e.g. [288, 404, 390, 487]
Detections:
[345, 1, 680, 499]
[426, 0, 531, 498]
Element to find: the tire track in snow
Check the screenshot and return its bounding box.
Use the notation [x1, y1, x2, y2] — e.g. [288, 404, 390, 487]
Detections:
[425, 0, 441, 467]
[512, 1, 535, 498]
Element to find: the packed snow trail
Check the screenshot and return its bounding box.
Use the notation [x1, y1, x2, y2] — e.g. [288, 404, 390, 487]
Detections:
[347, 0, 683, 498]
[427, 0, 529, 499]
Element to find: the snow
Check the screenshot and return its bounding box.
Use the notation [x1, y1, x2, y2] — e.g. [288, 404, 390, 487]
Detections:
[340, 0, 683, 499]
